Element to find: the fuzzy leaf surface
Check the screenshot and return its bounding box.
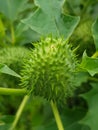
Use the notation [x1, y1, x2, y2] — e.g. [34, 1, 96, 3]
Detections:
[21, 0, 80, 38]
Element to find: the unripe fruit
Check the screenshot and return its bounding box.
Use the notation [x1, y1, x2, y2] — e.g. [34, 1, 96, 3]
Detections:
[0, 47, 29, 71]
[21, 37, 78, 104]
[0, 47, 29, 87]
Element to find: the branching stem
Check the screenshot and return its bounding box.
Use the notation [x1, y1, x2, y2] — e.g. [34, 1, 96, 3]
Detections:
[9, 95, 30, 130]
[0, 87, 27, 95]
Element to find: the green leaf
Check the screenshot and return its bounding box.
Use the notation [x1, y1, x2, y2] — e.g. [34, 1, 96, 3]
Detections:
[33, 119, 88, 130]
[15, 23, 40, 44]
[0, 64, 21, 78]
[0, 115, 14, 130]
[80, 52, 98, 76]
[35, 103, 89, 130]
[92, 18, 98, 50]
[0, 124, 11, 130]
[33, 123, 88, 130]
[25, 98, 88, 130]
[73, 72, 89, 87]
[0, 115, 14, 124]
[21, 0, 80, 39]
[61, 107, 90, 130]
[80, 83, 98, 130]
[0, 0, 31, 22]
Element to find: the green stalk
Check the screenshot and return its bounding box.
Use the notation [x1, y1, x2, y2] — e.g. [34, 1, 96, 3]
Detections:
[92, 51, 98, 58]
[0, 87, 27, 95]
[50, 100, 64, 130]
[11, 23, 15, 45]
[9, 95, 30, 130]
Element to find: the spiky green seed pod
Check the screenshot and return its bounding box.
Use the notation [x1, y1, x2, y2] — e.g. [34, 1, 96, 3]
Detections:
[0, 47, 29, 72]
[0, 47, 30, 87]
[21, 37, 78, 104]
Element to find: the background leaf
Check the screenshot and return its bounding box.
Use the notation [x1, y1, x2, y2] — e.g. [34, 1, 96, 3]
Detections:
[92, 18, 98, 50]
[80, 52, 98, 76]
[0, 0, 31, 22]
[15, 23, 40, 44]
[0, 115, 14, 130]
[0, 64, 21, 78]
[0, 124, 11, 130]
[21, 0, 80, 39]
[80, 83, 98, 130]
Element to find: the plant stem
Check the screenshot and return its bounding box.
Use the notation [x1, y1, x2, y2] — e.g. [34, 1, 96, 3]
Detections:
[0, 87, 27, 95]
[11, 23, 15, 45]
[50, 100, 64, 130]
[92, 51, 98, 58]
[9, 95, 30, 130]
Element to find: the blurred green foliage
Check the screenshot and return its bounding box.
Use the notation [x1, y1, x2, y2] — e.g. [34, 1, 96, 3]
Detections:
[0, 0, 98, 130]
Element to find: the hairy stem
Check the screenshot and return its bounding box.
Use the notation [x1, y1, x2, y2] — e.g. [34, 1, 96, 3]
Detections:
[9, 95, 30, 130]
[0, 87, 27, 95]
[50, 100, 64, 130]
